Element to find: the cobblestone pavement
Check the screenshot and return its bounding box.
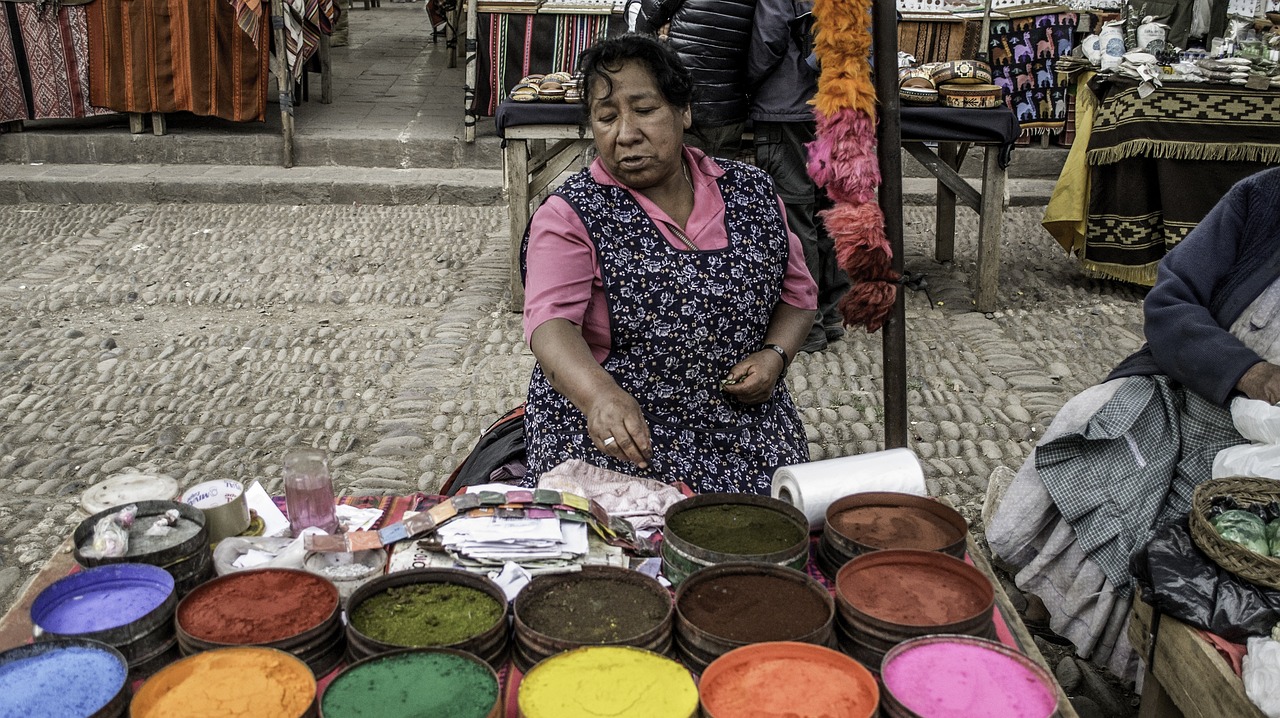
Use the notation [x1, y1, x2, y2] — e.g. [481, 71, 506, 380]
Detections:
[0, 202, 1148, 627]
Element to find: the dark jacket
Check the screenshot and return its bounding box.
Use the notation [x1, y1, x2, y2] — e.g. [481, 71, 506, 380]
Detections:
[1107, 167, 1280, 406]
[635, 0, 756, 128]
[747, 0, 816, 122]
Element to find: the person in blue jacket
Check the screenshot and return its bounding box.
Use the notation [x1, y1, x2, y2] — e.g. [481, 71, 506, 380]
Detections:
[987, 166, 1280, 681]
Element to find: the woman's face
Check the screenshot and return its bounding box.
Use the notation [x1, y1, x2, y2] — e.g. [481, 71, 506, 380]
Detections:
[587, 60, 691, 191]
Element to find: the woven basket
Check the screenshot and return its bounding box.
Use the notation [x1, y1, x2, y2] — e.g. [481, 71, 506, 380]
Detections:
[1189, 477, 1280, 591]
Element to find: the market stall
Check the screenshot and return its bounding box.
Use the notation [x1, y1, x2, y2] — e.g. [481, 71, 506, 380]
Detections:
[0, 478, 1081, 717]
[1076, 77, 1280, 284]
[462, 0, 623, 141]
[0, 0, 337, 164]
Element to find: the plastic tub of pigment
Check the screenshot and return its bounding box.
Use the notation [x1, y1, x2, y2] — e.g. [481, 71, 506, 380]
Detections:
[345, 568, 509, 669]
[302, 549, 387, 607]
[698, 641, 879, 718]
[512, 565, 673, 672]
[175, 568, 343, 677]
[319, 648, 500, 718]
[879, 635, 1058, 718]
[817, 492, 967, 580]
[661, 493, 809, 588]
[674, 562, 834, 674]
[517, 646, 697, 718]
[31, 563, 177, 680]
[0, 638, 130, 718]
[73, 500, 213, 596]
[833, 549, 994, 670]
[80, 473, 179, 517]
[131, 646, 317, 718]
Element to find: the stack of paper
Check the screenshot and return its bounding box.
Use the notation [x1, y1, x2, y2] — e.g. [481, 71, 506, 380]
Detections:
[436, 515, 589, 566]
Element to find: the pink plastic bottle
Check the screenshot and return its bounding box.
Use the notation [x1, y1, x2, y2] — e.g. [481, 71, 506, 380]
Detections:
[282, 448, 340, 536]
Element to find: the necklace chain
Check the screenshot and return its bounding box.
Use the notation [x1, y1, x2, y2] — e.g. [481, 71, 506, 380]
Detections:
[669, 161, 696, 250]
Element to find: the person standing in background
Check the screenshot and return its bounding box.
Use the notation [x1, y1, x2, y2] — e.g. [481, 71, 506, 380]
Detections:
[634, 0, 756, 158]
[748, 0, 849, 352]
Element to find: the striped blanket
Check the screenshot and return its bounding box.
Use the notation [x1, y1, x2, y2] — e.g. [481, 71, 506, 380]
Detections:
[86, 0, 270, 122]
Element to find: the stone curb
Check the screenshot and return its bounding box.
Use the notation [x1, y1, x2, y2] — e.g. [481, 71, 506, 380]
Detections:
[0, 166, 1055, 206]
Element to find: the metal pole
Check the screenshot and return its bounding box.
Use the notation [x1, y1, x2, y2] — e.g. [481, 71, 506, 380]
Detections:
[873, 0, 907, 449]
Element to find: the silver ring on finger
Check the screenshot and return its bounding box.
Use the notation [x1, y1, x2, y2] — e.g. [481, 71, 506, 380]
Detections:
[602, 436, 616, 447]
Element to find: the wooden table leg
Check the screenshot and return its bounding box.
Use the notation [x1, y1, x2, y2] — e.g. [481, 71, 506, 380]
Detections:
[271, 0, 296, 168]
[974, 146, 1006, 313]
[129, 113, 146, 134]
[935, 142, 959, 263]
[319, 34, 333, 104]
[151, 113, 167, 136]
[506, 138, 530, 310]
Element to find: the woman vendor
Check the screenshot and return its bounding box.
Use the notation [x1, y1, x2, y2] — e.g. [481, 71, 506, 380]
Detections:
[987, 167, 1280, 679]
[520, 33, 819, 495]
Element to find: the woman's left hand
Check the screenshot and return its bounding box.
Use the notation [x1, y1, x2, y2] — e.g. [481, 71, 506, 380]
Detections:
[721, 351, 785, 404]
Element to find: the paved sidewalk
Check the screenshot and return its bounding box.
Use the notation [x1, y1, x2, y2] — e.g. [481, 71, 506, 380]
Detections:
[0, 201, 1145, 620]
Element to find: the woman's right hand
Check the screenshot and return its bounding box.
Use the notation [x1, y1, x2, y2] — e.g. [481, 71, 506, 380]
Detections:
[1236, 361, 1280, 404]
[584, 386, 653, 469]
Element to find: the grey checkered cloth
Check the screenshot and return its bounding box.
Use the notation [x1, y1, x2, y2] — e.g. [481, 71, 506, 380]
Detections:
[1034, 375, 1246, 593]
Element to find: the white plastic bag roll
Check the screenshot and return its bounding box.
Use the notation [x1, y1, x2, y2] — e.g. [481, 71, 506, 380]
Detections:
[771, 448, 927, 530]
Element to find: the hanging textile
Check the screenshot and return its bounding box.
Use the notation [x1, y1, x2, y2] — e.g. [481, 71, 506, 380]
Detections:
[808, 0, 892, 333]
[0, 1, 113, 123]
[224, 0, 265, 47]
[988, 11, 1076, 134]
[86, 0, 270, 122]
[281, 0, 340, 83]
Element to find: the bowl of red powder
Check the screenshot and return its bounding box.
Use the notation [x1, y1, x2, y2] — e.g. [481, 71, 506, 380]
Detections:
[833, 549, 995, 670]
[175, 568, 343, 676]
[818, 492, 967, 581]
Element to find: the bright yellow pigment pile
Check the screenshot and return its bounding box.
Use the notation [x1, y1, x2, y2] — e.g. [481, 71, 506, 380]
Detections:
[131, 647, 316, 718]
[519, 646, 698, 718]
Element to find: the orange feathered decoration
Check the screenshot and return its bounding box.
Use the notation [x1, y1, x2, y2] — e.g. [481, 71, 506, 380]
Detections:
[812, 0, 876, 118]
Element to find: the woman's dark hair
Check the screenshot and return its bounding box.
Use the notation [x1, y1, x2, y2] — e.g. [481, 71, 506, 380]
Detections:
[576, 33, 694, 114]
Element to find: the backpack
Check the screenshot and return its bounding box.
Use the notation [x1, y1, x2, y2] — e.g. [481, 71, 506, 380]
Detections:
[439, 404, 527, 496]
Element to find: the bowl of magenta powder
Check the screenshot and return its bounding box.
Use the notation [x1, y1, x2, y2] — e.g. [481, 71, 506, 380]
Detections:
[880, 634, 1058, 717]
[175, 567, 343, 676]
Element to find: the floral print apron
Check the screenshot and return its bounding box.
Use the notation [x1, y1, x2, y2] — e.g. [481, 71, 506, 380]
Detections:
[523, 159, 809, 494]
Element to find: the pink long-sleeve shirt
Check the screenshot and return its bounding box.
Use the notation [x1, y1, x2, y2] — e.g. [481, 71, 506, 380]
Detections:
[523, 146, 818, 361]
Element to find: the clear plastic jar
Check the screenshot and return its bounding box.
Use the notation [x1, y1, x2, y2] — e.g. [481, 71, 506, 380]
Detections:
[282, 448, 339, 536]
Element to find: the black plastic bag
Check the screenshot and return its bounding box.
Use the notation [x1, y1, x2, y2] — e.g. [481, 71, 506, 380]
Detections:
[1130, 515, 1280, 642]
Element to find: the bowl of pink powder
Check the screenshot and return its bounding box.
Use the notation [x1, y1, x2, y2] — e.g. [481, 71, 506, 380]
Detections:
[880, 634, 1058, 718]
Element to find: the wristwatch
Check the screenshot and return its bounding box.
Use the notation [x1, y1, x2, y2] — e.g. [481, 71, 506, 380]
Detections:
[762, 343, 791, 377]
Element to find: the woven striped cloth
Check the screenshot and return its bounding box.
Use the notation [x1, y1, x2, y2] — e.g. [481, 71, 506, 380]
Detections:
[1034, 374, 1246, 594]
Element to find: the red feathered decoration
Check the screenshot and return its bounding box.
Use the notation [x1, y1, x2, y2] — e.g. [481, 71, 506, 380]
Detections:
[822, 202, 890, 280]
[839, 278, 898, 333]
